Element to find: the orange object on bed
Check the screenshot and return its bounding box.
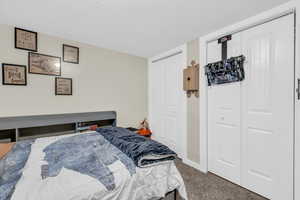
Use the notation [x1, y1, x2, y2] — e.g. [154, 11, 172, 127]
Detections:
[137, 118, 152, 137]
[0, 143, 15, 159]
[137, 128, 152, 136]
[89, 125, 98, 131]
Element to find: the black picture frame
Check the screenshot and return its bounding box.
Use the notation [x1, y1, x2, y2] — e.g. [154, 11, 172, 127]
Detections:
[28, 52, 61, 76]
[55, 77, 73, 96]
[15, 27, 38, 52]
[2, 63, 27, 86]
[63, 44, 79, 64]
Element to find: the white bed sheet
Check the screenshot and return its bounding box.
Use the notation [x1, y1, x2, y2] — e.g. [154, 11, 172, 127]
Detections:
[11, 132, 187, 200]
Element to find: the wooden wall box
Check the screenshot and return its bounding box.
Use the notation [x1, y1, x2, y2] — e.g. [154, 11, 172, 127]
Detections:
[183, 67, 199, 91]
[183, 61, 199, 98]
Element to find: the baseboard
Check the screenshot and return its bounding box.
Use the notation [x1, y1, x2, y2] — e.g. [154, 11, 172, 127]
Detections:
[182, 158, 201, 171]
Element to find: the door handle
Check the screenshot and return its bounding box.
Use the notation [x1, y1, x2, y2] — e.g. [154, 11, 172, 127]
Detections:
[297, 79, 300, 100]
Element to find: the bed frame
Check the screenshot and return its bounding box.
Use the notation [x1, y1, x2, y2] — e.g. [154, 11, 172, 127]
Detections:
[0, 111, 117, 142]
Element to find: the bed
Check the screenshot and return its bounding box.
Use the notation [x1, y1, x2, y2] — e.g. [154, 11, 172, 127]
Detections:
[0, 116, 187, 200]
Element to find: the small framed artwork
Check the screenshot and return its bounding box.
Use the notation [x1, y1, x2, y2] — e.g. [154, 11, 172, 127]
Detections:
[63, 44, 79, 64]
[2, 63, 27, 86]
[28, 52, 61, 76]
[55, 77, 72, 95]
[15, 27, 38, 52]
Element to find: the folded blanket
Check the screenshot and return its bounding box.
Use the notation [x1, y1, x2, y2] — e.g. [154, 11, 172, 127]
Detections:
[96, 127, 177, 167]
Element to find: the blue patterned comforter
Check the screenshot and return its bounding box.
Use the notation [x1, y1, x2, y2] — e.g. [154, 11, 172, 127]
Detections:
[43, 132, 136, 191]
[0, 140, 34, 200]
[0, 132, 136, 200]
[0, 128, 177, 200]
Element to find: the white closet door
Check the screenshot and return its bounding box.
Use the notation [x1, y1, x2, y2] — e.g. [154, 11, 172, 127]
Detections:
[149, 50, 186, 158]
[149, 59, 165, 142]
[208, 33, 242, 185]
[208, 14, 294, 199]
[241, 14, 294, 200]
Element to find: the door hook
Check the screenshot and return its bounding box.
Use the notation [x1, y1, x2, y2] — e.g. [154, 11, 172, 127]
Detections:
[297, 79, 300, 100]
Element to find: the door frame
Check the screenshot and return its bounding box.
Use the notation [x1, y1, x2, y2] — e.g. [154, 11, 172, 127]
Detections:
[295, 2, 300, 200]
[148, 44, 188, 160]
[199, 1, 297, 198]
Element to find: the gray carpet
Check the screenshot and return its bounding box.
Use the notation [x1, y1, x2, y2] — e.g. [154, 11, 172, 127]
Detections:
[167, 160, 268, 200]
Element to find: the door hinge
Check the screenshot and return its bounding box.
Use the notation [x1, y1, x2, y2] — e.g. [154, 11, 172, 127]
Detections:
[297, 79, 300, 100]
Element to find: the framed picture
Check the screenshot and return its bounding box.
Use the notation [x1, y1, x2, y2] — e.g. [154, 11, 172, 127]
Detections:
[2, 63, 27, 86]
[63, 44, 79, 64]
[28, 52, 61, 76]
[15, 27, 38, 52]
[55, 77, 72, 95]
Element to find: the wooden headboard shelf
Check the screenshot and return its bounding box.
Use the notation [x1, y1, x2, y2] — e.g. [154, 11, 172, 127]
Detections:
[0, 111, 117, 142]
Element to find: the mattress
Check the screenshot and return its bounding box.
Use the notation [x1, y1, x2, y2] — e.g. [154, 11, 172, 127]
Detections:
[1, 131, 187, 200]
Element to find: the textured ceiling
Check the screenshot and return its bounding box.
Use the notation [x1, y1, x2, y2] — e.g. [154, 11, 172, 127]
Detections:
[0, 0, 290, 57]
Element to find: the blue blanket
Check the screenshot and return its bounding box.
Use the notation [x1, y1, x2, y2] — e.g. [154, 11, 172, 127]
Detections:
[0, 133, 137, 200]
[0, 140, 34, 200]
[43, 132, 136, 191]
[96, 127, 177, 167]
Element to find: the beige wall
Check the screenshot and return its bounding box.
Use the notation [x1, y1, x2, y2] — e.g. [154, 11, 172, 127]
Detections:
[186, 39, 200, 163]
[0, 24, 148, 127]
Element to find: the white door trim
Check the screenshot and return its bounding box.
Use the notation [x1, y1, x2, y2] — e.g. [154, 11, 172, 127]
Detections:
[148, 44, 188, 160]
[199, 0, 296, 176]
[295, 3, 300, 200]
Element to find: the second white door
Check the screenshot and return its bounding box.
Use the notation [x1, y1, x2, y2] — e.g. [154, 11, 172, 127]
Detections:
[208, 14, 294, 199]
[149, 47, 186, 159]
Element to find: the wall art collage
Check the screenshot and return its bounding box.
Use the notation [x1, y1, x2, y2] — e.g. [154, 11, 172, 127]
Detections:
[1, 27, 79, 95]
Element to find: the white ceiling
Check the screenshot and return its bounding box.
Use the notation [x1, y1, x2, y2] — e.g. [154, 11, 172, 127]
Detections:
[0, 0, 290, 58]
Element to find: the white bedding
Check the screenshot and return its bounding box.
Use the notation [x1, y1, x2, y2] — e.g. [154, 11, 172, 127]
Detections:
[11, 133, 187, 200]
